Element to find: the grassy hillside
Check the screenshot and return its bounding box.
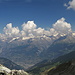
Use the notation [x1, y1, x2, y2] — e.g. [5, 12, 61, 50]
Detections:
[28, 51, 75, 75]
[42, 60, 75, 75]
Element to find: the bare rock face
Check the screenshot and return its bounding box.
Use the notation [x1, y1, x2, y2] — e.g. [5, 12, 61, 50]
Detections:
[0, 64, 29, 75]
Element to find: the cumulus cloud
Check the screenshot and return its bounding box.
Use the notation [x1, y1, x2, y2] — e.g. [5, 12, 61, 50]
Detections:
[0, 33, 6, 41]
[64, 0, 75, 10]
[0, 17, 72, 41]
[33, 27, 45, 36]
[22, 21, 37, 31]
[53, 17, 71, 35]
[3, 23, 20, 37]
[49, 28, 58, 36]
[21, 21, 50, 37]
[21, 21, 37, 37]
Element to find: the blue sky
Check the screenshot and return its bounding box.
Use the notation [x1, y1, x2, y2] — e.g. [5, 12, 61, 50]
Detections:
[0, 0, 75, 33]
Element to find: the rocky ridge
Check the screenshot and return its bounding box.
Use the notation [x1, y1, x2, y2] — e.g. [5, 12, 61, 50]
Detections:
[0, 64, 29, 75]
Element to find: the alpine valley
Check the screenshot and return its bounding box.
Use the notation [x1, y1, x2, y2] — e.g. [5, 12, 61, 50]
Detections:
[0, 0, 75, 74]
[0, 32, 75, 70]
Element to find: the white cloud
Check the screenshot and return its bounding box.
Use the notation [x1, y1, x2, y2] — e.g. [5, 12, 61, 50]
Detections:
[50, 28, 58, 36]
[21, 21, 37, 37]
[0, 17, 73, 41]
[22, 21, 37, 31]
[21, 21, 50, 37]
[64, 0, 75, 10]
[53, 17, 72, 35]
[33, 27, 45, 36]
[64, 3, 68, 7]
[3, 23, 20, 37]
[0, 33, 6, 41]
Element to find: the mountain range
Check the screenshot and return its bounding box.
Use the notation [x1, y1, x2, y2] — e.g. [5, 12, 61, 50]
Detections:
[0, 33, 75, 69]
